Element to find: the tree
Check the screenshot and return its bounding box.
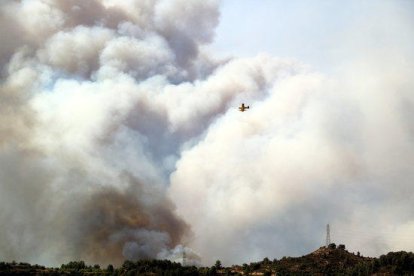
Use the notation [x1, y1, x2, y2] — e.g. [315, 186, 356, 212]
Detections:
[122, 260, 135, 271]
[214, 260, 222, 270]
[208, 265, 217, 276]
[61, 261, 86, 271]
[107, 264, 114, 272]
[242, 263, 250, 275]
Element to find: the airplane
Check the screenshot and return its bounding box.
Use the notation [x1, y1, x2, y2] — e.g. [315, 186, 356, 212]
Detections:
[238, 103, 250, 112]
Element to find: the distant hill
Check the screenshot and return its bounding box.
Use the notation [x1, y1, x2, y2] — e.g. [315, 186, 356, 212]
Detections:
[230, 244, 414, 275]
[274, 245, 371, 274]
[1, 244, 414, 275]
[271, 246, 369, 274]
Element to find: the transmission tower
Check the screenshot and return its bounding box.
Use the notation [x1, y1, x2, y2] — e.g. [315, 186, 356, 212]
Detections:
[182, 248, 186, 266]
[326, 224, 331, 247]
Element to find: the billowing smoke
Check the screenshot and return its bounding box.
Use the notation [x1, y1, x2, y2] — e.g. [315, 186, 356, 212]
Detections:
[0, 0, 219, 266]
[170, 2, 414, 265]
[0, 0, 413, 268]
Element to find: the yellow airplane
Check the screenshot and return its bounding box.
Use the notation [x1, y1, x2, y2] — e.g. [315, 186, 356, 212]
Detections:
[238, 103, 250, 112]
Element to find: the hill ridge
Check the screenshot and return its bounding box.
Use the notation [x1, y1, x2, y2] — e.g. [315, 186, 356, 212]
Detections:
[1, 245, 413, 275]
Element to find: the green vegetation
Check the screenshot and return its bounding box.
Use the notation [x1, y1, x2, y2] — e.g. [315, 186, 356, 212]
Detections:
[1, 247, 413, 275]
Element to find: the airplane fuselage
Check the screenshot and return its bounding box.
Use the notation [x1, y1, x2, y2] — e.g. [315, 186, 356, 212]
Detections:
[239, 104, 249, 112]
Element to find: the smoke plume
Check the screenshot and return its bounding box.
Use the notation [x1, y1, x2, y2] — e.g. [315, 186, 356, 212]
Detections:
[0, 0, 218, 266]
[0, 0, 413, 267]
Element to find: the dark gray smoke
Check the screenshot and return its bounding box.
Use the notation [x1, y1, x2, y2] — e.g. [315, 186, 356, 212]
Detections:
[68, 175, 189, 265]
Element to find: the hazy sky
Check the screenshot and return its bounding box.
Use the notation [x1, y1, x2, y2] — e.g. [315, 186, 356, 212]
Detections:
[212, 0, 414, 71]
[0, 0, 413, 267]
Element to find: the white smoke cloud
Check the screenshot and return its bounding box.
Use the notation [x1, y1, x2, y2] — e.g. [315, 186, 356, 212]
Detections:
[0, 0, 413, 268]
[158, 244, 202, 266]
[170, 60, 414, 264]
[0, 0, 220, 266]
[38, 26, 114, 76]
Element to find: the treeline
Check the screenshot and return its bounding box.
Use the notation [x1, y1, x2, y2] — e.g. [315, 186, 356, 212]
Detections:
[0, 259, 224, 275]
[259, 250, 414, 275]
[341, 251, 414, 275]
[1, 250, 414, 275]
